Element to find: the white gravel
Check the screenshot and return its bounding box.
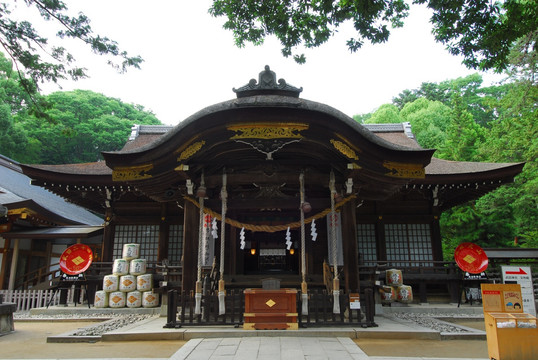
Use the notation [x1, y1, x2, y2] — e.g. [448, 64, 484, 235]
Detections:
[14, 311, 153, 336]
[390, 312, 483, 333]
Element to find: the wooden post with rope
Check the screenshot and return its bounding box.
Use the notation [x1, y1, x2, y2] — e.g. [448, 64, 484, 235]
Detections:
[299, 172, 308, 315]
[329, 170, 340, 314]
[218, 170, 227, 315]
[194, 172, 205, 315]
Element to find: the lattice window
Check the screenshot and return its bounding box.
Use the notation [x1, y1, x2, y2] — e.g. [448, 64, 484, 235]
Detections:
[357, 224, 377, 263]
[113, 225, 159, 262]
[168, 224, 183, 264]
[385, 224, 432, 267]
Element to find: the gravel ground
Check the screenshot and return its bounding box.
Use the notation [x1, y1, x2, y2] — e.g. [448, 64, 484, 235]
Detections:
[15, 310, 485, 336]
[390, 312, 484, 333]
[14, 311, 153, 336]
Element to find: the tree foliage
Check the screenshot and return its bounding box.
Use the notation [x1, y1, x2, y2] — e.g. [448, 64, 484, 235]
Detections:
[356, 66, 537, 256]
[1, 54, 162, 164]
[16, 90, 161, 164]
[209, 0, 538, 71]
[0, 0, 142, 107]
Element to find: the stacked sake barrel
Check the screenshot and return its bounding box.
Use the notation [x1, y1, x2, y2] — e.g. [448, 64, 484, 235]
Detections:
[94, 243, 159, 309]
[381, 268, 413, 304]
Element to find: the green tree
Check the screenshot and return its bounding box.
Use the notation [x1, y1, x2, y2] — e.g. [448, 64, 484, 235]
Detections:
[442, 92, 486, 161]
[0, 52, 30, 159]
[363, 104, 402, 124]
[400, 98, 451, 151]
[0, 1, 142, 107]
[17, 90, 161, 164]
[209, 0, 537, 71]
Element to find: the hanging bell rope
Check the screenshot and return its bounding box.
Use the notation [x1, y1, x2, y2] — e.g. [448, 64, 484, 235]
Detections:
[218, 170, 227, 315]
[183, 194, 356, 233]
[194, 171, 205, 315]
[299, 171, 308, 315]
[329, 170, 340, 314]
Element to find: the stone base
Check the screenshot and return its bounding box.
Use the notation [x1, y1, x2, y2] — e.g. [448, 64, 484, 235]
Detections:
[0, 303, 16, 336]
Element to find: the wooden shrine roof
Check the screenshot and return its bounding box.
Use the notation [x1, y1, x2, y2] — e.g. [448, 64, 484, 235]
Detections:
[19, 66, 523, 212]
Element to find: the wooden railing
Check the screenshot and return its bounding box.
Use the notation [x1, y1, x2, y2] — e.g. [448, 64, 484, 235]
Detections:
[0, 288, 86, 311]
[164, 288, 376, 328]
[14, 263, 62, 290]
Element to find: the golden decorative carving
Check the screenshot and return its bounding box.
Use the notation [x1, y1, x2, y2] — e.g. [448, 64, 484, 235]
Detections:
[330, 139, 359, 160]
[178, 141, 205, 161]
[228, 123, 308, 139]
[112, 164, 153, 181]
[383, 161, 425, 179]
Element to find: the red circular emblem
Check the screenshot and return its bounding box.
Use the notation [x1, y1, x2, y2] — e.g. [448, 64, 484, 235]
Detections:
[454, 242, 488, 274]
[59, 244, 93, 275]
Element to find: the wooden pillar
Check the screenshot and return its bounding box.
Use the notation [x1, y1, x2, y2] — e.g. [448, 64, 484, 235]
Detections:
[342, 199, 359, 292]
[375, 202, 386, 262]
[0, 237, 9, 289]
[8, 238, 19, 290]
[431, 214, 443, 261]
[227, 224, 238, 275]
[182, 199, 199, 292]
[102, 208, 114, 262]
[158, 204, 169, 262]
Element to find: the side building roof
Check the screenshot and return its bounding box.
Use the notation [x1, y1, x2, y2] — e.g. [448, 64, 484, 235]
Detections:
[0, 155, 103, 226]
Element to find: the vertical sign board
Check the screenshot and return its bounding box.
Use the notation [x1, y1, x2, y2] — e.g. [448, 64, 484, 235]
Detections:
[201, 214, 214, 268]
[502, 266, 536, 316]
[326, 212, 344, 266]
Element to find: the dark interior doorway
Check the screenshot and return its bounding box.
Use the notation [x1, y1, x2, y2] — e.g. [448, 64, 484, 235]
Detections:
[244, 230, 299, 275]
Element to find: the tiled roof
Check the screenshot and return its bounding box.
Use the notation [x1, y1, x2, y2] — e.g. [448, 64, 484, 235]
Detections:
[27, 161, 112, 175]
[0, 155, 102, 225]
[425, 157, 519, 175]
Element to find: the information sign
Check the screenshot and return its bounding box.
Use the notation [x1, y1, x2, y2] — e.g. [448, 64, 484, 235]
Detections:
[349, 293, 360, 309]
[481, 283, 524, 313]
[502, 266, 536, 316]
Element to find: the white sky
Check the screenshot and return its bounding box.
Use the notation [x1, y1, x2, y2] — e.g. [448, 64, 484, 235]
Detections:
[21, 1, 504, 126]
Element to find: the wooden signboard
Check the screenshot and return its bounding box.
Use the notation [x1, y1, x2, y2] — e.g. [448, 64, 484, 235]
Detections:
[481, 283, 524, 313]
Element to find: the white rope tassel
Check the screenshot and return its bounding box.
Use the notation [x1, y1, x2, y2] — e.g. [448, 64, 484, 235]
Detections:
[194, 292, 202, 315]
[218, 170, 227, 315]
[195, 173, 205, 315]
[330, 170, 340, 314]
[299, 172, 308, 315]
[218, 291, 226, 315]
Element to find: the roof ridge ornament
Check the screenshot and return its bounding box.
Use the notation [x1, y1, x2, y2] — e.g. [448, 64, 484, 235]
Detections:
[233, 65, 303, 98]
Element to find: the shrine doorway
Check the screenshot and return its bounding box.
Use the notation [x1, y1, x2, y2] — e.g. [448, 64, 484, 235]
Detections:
[243, 230, 299, 275]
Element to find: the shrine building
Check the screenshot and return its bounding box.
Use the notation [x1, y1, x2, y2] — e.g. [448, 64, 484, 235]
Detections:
[20, 66, 524, 303]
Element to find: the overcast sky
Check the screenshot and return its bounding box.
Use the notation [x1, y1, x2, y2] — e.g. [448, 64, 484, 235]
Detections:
[23, 1, 504, 125]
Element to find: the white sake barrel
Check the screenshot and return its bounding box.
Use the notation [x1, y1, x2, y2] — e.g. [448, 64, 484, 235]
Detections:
[102, 274, 119, 292]
[119, 275, 137, 292]
[108, 291, 126, 308]
[112, 259, 129, 276]
[126, 290, 142, 308]
[130, 258, 147, 276]
[137, 274, 153, 291]
[386, 269, 403, 286]
[122, 243, 140, 260]
[396, 285, 413, 303]
[94, 290, 109, 308]
[142, 291, 159, 308]
[380, 286, 396, 303]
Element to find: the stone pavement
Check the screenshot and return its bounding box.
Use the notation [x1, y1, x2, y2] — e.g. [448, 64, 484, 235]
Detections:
[168, 336, 489, 360]
[170, 337, 367, 360]
[8, 304, 490, 360]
